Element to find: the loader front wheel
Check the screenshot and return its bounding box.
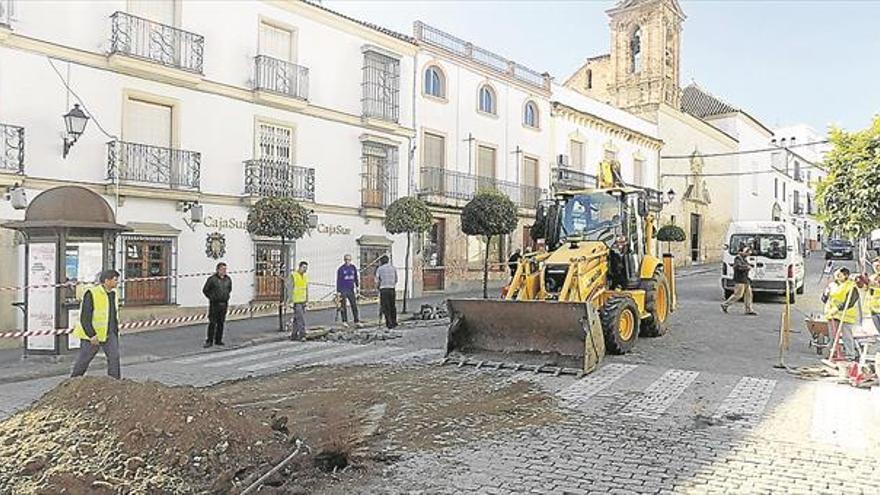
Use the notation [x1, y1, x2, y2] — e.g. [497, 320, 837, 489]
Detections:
[640, 270, 671, 337]
[601, 296, 640, 355]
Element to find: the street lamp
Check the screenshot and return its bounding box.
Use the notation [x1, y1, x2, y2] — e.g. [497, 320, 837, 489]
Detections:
[62, 104, 89, 158]
[666, 188, 676, 204]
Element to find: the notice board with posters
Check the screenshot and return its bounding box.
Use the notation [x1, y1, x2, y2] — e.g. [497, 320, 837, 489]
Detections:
[26, 243, 57, 351]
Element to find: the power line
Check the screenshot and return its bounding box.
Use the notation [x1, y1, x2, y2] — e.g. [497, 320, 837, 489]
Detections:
[660, 140, 829, 160]
[47, 57, 117, 141]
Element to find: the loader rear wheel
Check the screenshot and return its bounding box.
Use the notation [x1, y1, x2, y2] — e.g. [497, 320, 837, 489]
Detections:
[601, 296, 640, 355]
[640, 270, 671, 337]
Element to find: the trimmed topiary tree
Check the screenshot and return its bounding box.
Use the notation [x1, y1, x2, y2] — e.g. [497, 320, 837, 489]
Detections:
[385, 196, 433, 312]
[656, 224, 687, 255]
[461, 190, 518, 298]
[247, 197, 312, 331]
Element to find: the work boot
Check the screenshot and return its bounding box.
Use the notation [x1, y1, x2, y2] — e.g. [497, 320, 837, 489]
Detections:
[203, 341, 213, 348]
[720, 304, 728, 313]
[745, 311, 758, 316]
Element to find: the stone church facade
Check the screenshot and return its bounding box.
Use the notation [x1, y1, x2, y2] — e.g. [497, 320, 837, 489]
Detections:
[565, 0, 743, 266]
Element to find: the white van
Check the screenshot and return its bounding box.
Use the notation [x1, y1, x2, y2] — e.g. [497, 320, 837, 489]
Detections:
[721, 221, 805, 302]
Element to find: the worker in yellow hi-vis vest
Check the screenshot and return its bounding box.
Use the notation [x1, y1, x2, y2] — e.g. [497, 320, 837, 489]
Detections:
[71, 269, 122, 379]
[289, 261, 309, 341]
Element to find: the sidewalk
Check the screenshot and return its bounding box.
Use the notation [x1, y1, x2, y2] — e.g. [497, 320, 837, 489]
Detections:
[0, 290, 474, 385]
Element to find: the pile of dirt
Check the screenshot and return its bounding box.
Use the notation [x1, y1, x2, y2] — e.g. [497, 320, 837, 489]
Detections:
[0, 377, 293, 494]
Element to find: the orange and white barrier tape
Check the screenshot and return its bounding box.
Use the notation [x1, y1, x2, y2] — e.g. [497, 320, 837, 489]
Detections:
[0, 269, 257, 293]
[0, 302, 279, 339]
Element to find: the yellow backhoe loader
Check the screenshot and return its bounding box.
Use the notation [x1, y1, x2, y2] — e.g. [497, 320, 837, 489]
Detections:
[444, 161, 677, 376]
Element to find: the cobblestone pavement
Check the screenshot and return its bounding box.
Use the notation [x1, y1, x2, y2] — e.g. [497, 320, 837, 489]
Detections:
[3, 258, 880, 494]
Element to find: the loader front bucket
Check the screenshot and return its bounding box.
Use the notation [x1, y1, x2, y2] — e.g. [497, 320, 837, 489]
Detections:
[445, 299, 605, 375]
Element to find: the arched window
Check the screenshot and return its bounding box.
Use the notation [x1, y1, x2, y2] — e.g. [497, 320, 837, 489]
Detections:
[478, 85, 496, 115]
[586, 69, 593, 89]
[523, 101, 539, 128]
[630, 27, 642, 74]
[424, 65, 445, 98]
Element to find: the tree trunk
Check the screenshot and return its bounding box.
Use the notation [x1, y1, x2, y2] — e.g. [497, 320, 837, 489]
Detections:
[403, 232, 411, 313]
[483, 235, 491, 299]
[279, 235, 285, 333]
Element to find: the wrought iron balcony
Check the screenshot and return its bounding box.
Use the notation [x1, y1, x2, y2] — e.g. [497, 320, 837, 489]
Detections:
[107, 140, 200, 190]
[419, 167, 544, 210]
[414, 21, 550, 91]
[244, 159, 315, 201]
[254, 55, 309, 100]
[0, 124, 24, 174]
[110, 11, 204, 74]
[552, 167, 597, 191]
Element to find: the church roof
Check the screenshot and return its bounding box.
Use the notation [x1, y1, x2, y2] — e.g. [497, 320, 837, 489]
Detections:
[681, 84, 739, 119]
[608, 0, 686, 19]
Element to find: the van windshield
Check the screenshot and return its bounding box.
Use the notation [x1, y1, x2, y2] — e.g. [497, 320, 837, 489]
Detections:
[729, 234, 787, 260]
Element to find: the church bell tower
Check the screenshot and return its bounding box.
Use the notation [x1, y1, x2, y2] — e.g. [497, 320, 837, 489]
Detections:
[606, 0, 685, 115]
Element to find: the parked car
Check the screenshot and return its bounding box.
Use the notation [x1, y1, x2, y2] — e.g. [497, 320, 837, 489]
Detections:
[825, 239, 854, 260]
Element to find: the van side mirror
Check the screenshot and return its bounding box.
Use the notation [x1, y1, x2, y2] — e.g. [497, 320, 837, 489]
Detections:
[722, 244, 729, 251]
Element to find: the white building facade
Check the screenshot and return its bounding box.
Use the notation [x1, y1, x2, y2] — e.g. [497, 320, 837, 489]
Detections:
[0, 0, 417, 334]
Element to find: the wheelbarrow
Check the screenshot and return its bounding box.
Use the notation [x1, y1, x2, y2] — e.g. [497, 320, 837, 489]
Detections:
[805, 317, 831, 356]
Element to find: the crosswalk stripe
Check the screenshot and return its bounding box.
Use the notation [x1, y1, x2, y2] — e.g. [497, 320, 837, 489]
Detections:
[311, 346, 402, 367]
[173, 341, 294, 365]
[559, 363, 638, 406]
[202, 342, 334, 368]
[620, 368, 699, 419]
[239, 344, 360, 372]
[713, 377, 776, 425]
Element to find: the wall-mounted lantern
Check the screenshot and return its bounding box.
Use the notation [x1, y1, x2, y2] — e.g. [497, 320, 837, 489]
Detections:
[62, 104, 90, 158]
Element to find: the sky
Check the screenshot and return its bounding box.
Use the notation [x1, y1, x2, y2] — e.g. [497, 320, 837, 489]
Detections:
[324, 0, 880, 134]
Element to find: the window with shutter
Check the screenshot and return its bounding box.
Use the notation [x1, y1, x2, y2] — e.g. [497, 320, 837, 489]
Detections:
[125, 98, 172, 148]
[128, 0, 176, 25]
[423, 133, 445, 168]
[570, 140, 584, 169]
[633, 158, 644, 186]
[256, 123, 294, 164]
[259, 22, 293, 61]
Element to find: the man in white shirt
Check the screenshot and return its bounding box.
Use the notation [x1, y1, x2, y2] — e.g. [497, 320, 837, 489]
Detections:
[375, 255, 398, 329]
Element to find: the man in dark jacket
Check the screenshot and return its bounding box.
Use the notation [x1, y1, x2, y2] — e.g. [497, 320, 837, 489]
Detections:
[722, 245, 757, 315]
[507, 248, 522, 278]
[202, 262, 232, 347]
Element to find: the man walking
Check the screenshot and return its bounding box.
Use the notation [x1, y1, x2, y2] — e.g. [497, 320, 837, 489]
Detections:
[336, 254, 361, 327]
[376, 255, 398, 329]
[71, 269, 122, 379]
[722, 245, 757, 315]
[202, 262, 232, 348]
[290, 261, 309, 341]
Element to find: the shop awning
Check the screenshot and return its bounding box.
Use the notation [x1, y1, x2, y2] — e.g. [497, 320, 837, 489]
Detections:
[357, 235, 393, 246]
[126, 222, 181, 236]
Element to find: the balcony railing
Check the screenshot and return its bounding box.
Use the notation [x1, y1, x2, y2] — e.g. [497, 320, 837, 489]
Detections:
[110, 11, 204, 74]
[107, 140, 200, 190]
[414, 21, 550, 91]
[419, 167, 544, 209]
[244, 159, 315, 201]
[0, 124, 24, 174]
[552, 167, 597, 191]
[254, 55, 309, 100]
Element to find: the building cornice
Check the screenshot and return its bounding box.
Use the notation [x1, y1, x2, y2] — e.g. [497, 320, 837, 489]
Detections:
[264, 0, 417, 55]
[418, 45, 551, 98]
[551, 102, 663, 150]
[0, 33, 415, 139]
